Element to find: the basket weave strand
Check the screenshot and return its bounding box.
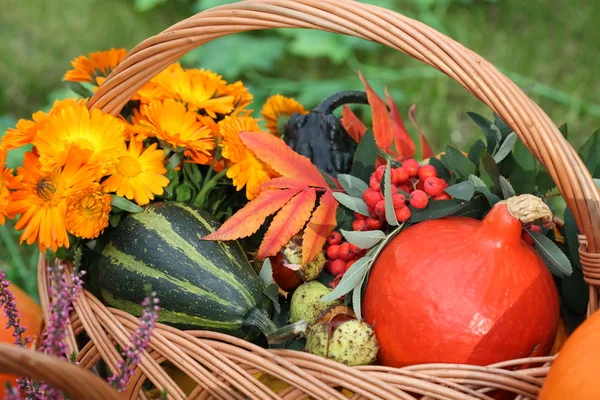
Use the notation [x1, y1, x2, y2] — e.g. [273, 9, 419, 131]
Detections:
[0, 0, 591, 399]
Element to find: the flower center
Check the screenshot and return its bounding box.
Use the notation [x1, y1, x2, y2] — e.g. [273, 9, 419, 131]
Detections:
[79, 195, 103, 218]
[116, 155, 141, 177]
[36, 177, 56, 201]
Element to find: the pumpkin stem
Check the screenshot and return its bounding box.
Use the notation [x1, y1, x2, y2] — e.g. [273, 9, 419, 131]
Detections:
[500, 194, 555, 229]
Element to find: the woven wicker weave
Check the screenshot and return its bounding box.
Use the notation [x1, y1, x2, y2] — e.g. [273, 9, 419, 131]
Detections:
[9, 0, 600, 398]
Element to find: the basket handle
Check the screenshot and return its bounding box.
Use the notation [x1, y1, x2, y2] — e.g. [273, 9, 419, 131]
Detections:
[89, 0, 600, 295]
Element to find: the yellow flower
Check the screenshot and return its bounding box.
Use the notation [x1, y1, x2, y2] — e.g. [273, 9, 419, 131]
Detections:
[63, 48, 127, 85]
[134, 63, 183, 104]
[121, 108, 155, 142]
[140, 99, 215, 157]
[219, 115, 278, 199]
[102, 140, 170, 206]
[8, 151, 97, 251]
[2, 99, 86, 151]
[65, 184, 111, 239]
[0, 148, 19, 225]
[222, 81, 254, 114]
[260, 94, 308, 136]
[177, 69, 235, 118]
[33, 103, 126, 175]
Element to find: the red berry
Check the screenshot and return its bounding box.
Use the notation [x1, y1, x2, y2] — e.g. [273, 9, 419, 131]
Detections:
[424, 176, 444, 197]
[397, 184, 412, 194]
[338, 242, 354, 261]
[394, 205, 412, 222]
[440, 178, 449, 189]
[345, 260, 356, 271]
[402, 159, 420, 177]
[352, 219, 369, 231]
[392, 167, 409, 184]
[528, 225, 543, 234]
[367, 218, 383, 230]
[417, 165, 438, 181]
[354, 212, 367, 220]
[330, 259, 347, 275]
[415, 180, 425, 191]
[409, 190, 429, 209]
[326, 244, 340, 260]
[392, 193, 406, 209]
[375, 200, 386, 218]
[348, 243, 361, 256]
[363, 189, 383, 209]
[327, 231, 342, 245]
[434, 193, 452, 201]
[325, 260, 335, 274]
[369, 177, 381, 192]
[374, 165, 386, 182]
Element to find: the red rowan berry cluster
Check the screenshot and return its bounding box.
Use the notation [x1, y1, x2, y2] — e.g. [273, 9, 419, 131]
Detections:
[324, 231, 366, 277]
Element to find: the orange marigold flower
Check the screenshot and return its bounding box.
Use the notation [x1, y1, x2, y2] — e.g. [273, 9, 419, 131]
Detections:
[133, 63, 183, 104]
[140, 99, 215, 157]
[121, 108, 155, 142]
[222, 81, 254, 114]
[219, 115, 279, 200]
[102, 140, 170, 206]
[0, 148, 19, 225]
[8, 151, 97, 251]
[33, 103, 126, 175]
[65, 184, 112, 239]
[2, 99, 86, 151]
[260, 94, 308, 136]
[64, 48, 127, 85]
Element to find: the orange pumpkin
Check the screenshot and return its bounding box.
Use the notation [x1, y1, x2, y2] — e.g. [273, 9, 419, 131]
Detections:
[363, 195, 560, 367]
[539, 309, 600, 399]
[0, 285, 43, 398]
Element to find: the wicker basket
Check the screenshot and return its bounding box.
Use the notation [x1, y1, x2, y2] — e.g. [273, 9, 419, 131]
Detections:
[8, 0, 600, 398]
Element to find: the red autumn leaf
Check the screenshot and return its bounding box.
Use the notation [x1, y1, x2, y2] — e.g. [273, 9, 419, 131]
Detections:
[409, 105, 434, 160]
[302, 190, 338, 265]
[260, 177, 309, 191]
[358, 72, 393, 151]
[203, 188, 301, 241]
[257, 188, 317, 259]
[341, 105, 367, 143]
[385, 87, 416, 160]
[239, 131, 328, 188]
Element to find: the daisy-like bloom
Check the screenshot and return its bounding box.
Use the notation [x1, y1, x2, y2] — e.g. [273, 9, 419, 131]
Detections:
[260, 94, 308, 136]
[141, 99, 215, 155]
[102, 140, 170, 206]
[121, 108, 155, 142]
[0, 148, 18, 225]
[2, 99, 86, 151]
[176, 68, 235, 118]
[8, 151, 97, 251]
[221, 81, 254, 115]
[64, 48, 128, 85]
[219, 115, 279, 200]
[133, 63, 183, 104]
[65, 183, 111, 239]
[34, 103, 126, 175]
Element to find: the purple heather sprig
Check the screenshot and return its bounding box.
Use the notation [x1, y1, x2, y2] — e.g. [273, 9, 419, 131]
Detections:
[108, 291, 160, 392]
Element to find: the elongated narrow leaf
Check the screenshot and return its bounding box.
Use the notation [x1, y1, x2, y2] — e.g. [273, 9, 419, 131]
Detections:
[263, 283, 281, 314]
[479, 150, 501, 191]
[563, 207, 581, 268]
[386, 88, 416, 159]
[341, 229, 386, 249]
[468, 175, 501, 206]
[529, 231, 573, 277]
[384, 160, 399, 226]
[352, 285, 363, 320]
[409, 105, 433, 160]
[332, 192, 369, 216]
[493, 114, 512, 139]
[493, 132, 518, 163]
[559, 123, 568, 139]
[444, 181, 475, 201]
[499, 176, 516, 199]
[260, 177, 309, 191]
[468, 139, 486, 166]
[259, 258, 273, 286]
[321, 256, 374, 302]
[359, 72, 393, 150]
[579, 128, 600, 177]
[337, 174, 369, 197]
[351, 130, 378, 182]
[302, 190, 338, 264]
[341, 105, 367, 143]
[257, 188, 317, 259]
[441, 146, 476, 181]
[110, 195, 144, 213]
[203, 188, 301, 240]
[467, 112, 497, 154]
[409, 199, 467, 222]
[239, 131, 328, 187]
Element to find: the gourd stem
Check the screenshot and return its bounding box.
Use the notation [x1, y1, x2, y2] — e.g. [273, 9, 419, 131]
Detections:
[500, 194, 555, 228]
[313, 91, 369, 114]
[244, 308, 307, 345]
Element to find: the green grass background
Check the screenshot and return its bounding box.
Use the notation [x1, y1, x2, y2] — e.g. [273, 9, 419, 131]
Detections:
[1, 0, 599, 298]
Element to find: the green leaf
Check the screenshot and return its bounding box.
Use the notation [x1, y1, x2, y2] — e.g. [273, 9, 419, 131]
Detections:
[332, 193, 369, 216]
[467, 112, 497, 153]
[340, 230, 386, 249]
[529, 231, 573, 277]
[536, 167, 556, 194]
[319, 169, 339, 190]
[559, 123, 568, 139]
[383, 160, 399, 226]
[351, 130, 377, 182]
[440, 145, 476, 181]
[468, 139, 486, 167]
[167, 152, 183, 173]
[321, 256, 373, 302]
[499, 176, 516, 199]
[509, 165, 537, 194]
[429, 157, 450, 181]
[468, 175, 501, 206]
[65, 81, 93, 98]
[493, 132, 518, 163]
[110, 195, 144, 213]
[259, 258, 273, 287]
[175, 183, 194, 203]
[408, 199, 466, 222]
[263, 283, 281, 314]
[493, 114, 513, 139]
[109, 214, 122, 228]
[335, 206, 354, 232]
[563, 207, 581, 268]
[561, 268, 588, 314]
[479, 151, 501, 191]
[352, 284, 364, 320]
[444, 181, 475, 201]
[578, 127, 600, 177]
[337, 174, 369, 197]
[512, 141, 538, 172]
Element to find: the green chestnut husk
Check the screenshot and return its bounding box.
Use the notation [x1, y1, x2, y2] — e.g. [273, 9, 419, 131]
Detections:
[289, 281, 341, 325]
[281, 234, 326, 282]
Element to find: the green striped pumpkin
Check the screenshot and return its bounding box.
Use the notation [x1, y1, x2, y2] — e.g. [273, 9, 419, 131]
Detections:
[92, 201, 276, 340]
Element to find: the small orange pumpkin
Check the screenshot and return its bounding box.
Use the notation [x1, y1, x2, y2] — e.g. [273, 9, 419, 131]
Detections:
[539, 309, 600, 399]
